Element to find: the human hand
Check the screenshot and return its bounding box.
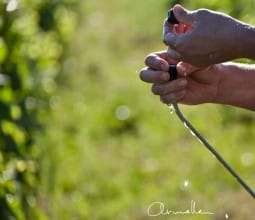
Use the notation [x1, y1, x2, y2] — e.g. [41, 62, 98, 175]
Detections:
[163, 5, 247, 67]
[139, 51, 221, 105]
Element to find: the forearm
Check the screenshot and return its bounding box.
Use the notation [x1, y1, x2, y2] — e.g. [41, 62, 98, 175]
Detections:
[215, 62, 255, 111]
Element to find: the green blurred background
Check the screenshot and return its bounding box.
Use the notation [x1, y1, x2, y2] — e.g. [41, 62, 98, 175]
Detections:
[0, 0, 254, 219]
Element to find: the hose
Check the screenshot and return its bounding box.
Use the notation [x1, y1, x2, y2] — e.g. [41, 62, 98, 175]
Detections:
[170, 103, 255, 199]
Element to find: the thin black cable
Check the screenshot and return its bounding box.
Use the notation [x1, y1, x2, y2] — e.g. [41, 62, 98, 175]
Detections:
[171, 103, 255, 199]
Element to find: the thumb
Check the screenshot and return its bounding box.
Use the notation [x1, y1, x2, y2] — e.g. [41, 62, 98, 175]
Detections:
[173, 4, 194, 25]
[177, 62, 200, 76]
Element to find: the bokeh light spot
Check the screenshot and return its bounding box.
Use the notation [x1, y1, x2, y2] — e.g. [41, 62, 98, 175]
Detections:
[115, 105, 131, 121]
[240, 152, 254, 166]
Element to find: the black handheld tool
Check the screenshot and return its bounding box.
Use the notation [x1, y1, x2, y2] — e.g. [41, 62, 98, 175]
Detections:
[169, 64, 178, 80]
[167, 9, 179, 24]
[167, 9, 178, 81]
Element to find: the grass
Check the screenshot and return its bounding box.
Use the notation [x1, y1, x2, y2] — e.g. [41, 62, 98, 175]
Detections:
[36, 0, 255, 219]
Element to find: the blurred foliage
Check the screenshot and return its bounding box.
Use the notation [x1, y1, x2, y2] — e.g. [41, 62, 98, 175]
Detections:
[0, 0, 254, 219]
[0, 0, 78, 219]
[35, 0, 255, 220]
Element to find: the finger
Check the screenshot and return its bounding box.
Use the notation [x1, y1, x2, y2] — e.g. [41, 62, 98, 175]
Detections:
[174, 24, 185, 34]
[184, 24, 193, 32]
[163, 31, 178, 49]
[177, 62, 202, 76]
[173, 4, 195, 25]
[167, 48, 181, 61]
[140, 68, 169, 83]
[160, 90, 186, 104]
[145, 53, 169, 71]
[154, 51, 178, 65]
[151, 78, 187, 95]
[163, 18, 175, 40]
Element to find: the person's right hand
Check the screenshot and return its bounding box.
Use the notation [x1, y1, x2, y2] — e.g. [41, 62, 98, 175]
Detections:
[163, 5, 252, 67]
[139, 51, 222, 105]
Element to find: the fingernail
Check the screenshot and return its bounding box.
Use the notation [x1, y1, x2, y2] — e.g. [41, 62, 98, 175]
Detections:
[174, 5, 185, 15]
[177, 63, 189, 76]
[177, 64, 185, 73]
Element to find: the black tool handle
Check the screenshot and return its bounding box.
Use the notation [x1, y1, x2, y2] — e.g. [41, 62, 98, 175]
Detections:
[169, 64, 178, 80]
[167, 9, 179, 24]
[167, 9, 178, 80]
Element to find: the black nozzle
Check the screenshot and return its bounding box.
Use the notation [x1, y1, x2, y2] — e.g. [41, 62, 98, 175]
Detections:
[169, 64, 178, 80]
[167, 10, 178, 80]
[167, 9, 179, 24]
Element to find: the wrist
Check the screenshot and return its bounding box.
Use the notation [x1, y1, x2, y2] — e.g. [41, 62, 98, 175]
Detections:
[215, 62, 255, 110]
[211, 63, 226, 104]
[237, 23, 255, 59]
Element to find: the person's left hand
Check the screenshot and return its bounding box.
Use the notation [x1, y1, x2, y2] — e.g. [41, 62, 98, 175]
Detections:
[139, 51, 221, 105]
